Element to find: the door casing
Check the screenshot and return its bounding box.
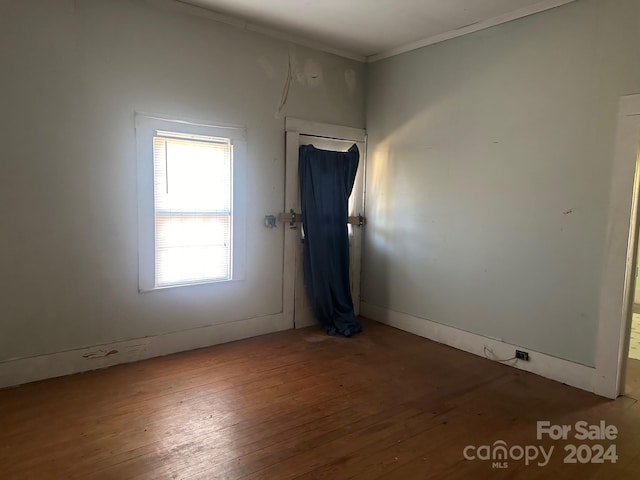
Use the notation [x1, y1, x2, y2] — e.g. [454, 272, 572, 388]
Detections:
[595, 94, 640, 398]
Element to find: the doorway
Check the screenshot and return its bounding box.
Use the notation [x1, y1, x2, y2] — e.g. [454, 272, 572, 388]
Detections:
[619, 153, 640, 399]
[282, 118, 366, 329]
[595, 94, 640, 399]
[626, 177, 640, 399]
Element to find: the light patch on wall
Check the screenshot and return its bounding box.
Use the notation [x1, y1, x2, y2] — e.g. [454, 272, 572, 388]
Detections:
[367, 145, 394, 250]
[344, 69, 357, 94]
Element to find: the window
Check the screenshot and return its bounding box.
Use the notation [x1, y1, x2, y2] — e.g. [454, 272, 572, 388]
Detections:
[136, 115, 246, 291]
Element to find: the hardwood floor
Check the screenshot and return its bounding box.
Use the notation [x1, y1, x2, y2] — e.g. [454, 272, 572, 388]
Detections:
[1, 318, 640, 479]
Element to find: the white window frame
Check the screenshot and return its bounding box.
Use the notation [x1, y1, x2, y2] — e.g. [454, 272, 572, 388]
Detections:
[135, 114, 246, 292]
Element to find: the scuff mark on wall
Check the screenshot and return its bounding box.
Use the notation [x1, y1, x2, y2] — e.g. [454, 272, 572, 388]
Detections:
[82, 349, 118, 360]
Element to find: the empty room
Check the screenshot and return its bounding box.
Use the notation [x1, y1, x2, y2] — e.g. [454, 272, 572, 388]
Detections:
[3, 0, 640, 478]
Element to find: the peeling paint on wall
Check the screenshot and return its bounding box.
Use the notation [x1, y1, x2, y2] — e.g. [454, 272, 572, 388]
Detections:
[277, 51, 293, 116]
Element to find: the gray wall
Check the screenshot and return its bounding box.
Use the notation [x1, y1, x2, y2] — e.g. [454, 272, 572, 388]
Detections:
[0, 0, 364, 361]
[363, 0, 640, 366]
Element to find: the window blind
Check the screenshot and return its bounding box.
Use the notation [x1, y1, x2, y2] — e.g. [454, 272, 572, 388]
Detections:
[152, 133, 232, 287]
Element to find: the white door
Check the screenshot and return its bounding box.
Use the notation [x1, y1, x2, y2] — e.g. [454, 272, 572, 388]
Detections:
[282, 119, 366, 329]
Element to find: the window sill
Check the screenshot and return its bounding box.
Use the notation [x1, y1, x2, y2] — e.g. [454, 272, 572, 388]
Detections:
[138, 277, 242, 293]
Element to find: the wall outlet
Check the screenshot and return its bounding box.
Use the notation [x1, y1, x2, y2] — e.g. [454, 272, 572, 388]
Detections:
[515, 350, 530, 361]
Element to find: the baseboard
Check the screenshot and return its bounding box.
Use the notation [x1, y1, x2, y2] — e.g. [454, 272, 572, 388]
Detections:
[361, 302, 601, 397]
[1, 306, 603, 396]
[0, 313, 290, 389]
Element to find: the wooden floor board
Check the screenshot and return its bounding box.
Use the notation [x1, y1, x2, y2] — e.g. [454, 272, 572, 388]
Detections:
[1, 318, 639, 479]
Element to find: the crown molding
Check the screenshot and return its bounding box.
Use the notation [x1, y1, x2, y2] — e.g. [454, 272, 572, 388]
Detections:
[367, 0, 577, 62]
[148, 0, 366, 62]
[150, 0, 578, 64]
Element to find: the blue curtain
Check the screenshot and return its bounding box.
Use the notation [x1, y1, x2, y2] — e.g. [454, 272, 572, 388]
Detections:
[299, 143, 362, 337]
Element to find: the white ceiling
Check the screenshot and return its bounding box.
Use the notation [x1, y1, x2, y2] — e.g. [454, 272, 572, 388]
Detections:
[179, 0, 576, 61]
